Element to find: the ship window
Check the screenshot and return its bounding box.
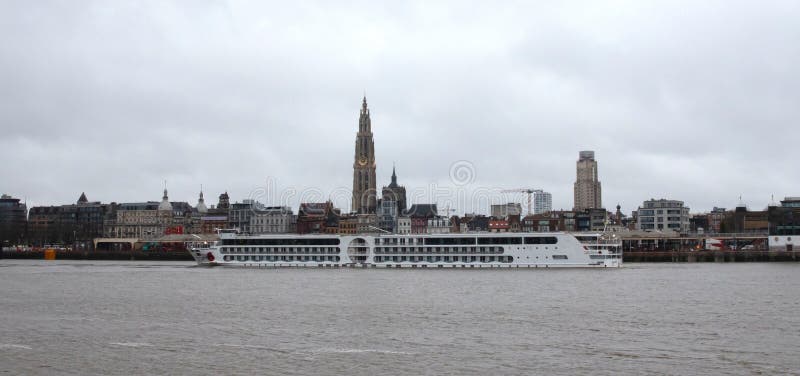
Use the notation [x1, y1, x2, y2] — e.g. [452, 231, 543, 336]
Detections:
[478, 237, 522, 245]
[425, 237, 476, 245]
[552, 255, 568, 260]
[524, 237, 558, 245]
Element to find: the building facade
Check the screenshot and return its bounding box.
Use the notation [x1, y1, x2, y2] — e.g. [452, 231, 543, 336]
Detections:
[491, 203, 522, 219]
[27, 193, 111, 247]
[426, 217, 451, 234]
[104, 189, 195, 240]
[0, 194, 27, 246]
[378, 199, 398, 233]
[533, 191, 552, 214]
[249, 206, 295, 234]
[636, 199, 690, 232]
[352, 96, 377, 214]
[381, 166, 407, 214]
[573, 150, 602, 211]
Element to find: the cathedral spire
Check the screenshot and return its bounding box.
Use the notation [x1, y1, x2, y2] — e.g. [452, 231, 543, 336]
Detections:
[353, 96, 377, 214]
[390, 163, 398, 187]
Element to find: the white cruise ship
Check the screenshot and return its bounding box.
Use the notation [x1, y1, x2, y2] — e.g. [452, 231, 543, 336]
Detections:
[188, 231, 622, 268]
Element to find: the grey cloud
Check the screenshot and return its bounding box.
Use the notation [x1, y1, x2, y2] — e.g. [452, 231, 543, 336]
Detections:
[1, 1, 798, 214]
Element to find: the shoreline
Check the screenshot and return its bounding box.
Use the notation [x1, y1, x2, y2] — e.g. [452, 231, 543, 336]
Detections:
[3, 250, 799, 263]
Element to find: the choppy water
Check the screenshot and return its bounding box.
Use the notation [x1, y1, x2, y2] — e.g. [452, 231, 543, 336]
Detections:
[1, 260, 799, 375]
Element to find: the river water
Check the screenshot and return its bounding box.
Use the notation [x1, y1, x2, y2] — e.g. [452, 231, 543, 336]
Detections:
[1, 260, 798, 375]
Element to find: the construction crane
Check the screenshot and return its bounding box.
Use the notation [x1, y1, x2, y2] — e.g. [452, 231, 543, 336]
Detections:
[500, 188, 543, 216]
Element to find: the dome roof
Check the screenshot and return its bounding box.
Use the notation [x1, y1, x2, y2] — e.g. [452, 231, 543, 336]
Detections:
[158, 188, 173, 212]
[196, 190, 208, 213]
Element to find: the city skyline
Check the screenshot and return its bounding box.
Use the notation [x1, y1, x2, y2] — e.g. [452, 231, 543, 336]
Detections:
[1, 2, 799, 213]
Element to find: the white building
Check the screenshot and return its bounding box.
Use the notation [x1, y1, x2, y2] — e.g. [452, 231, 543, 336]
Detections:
[534, 191, 552, 214]
[397, 216, 411, 234]
[636, 199, 690, 232]
[427, 217, 451, 234]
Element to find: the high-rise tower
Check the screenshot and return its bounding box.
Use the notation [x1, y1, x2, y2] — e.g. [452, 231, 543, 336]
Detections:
[573, 150, 602, 210]
[352, 96, 377, 214]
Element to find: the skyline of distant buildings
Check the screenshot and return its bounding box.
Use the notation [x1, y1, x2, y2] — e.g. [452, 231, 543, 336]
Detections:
[2, 98, 800, 247]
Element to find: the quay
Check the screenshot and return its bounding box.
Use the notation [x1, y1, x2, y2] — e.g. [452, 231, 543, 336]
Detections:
[624, 250, 800, 263]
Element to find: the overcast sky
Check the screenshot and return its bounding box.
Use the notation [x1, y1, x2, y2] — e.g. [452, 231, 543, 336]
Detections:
[1, 0, 798, 215]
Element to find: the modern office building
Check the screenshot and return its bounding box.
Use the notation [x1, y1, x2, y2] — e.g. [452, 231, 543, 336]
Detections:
[636, 199, 690, 232]
[533, 191, 552, 214]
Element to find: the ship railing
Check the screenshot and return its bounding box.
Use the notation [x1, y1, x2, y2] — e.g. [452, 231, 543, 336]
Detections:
[581, 240, 623, 246]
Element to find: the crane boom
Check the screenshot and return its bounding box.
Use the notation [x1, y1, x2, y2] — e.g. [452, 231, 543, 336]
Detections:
[500, 188, 543, 215]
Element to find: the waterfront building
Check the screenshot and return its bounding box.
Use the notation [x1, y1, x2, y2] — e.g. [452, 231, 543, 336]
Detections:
[573, 151, 602, 211]
[690, 214, 709, 233]
[196, 192, 229, 234]
[426, 217, 451, 234]
[523, 213, 560, 232]
[228, 199, 262, 233]
[508, 214, 521, 232]
[27, 193, 111, 247]
[106, 201, 162, 239]
[249, 206, 295, 234]
[0, 194, 27, 246]
[488, 219, 510, 232]
[781, 197, 800, 208]
[769, 197, 800, 236]
[707, 207, 726, 233]
[396, 216, 411, 234]
[352, 96, 377, 214]
[356, 213, 379, 234]
[491, 203, 522, 219]
[522, 210, 580, 232]
[533, 191, 552, 214]
[198, 215, 228, 234]
[636, 199, 690, 232]
[337, 214, 358, 234]
[27, 206, 60, 245]
[105, 189, 194, 240]
[460, 214, 491, 232]
[406, 204, 437, 234]
[296, 202, 339, 234]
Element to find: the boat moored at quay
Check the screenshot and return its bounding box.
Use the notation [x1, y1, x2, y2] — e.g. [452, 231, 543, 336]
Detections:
[188, 231, 622, 268]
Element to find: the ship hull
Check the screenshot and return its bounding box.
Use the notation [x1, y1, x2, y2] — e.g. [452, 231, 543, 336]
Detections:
[188, 232, 622, 268]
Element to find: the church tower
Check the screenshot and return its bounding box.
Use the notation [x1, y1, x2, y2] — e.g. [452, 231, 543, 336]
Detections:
[352, 96, 377, 214]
